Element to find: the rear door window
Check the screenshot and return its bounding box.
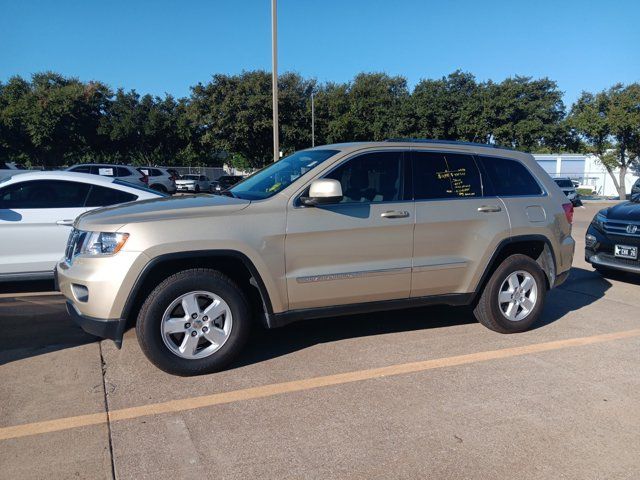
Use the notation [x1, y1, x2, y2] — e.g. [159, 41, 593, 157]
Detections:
[412, 151, 482, 200]
[94, 166, 116, 177]
[478, 156, 543, 196]
[117, 167, 132, 177]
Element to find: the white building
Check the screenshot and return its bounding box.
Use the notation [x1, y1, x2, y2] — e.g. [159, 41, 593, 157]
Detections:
[533, 153, 639, 197]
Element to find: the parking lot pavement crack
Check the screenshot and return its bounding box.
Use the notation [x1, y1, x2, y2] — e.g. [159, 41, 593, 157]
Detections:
[99, 340, 118, 480]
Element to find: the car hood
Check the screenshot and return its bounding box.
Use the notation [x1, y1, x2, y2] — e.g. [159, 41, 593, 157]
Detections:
[604, 201, 640, 221]
[75, 194, 250, 231]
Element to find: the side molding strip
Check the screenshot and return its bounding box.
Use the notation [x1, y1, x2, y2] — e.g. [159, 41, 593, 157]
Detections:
[296, 267, 410, 284]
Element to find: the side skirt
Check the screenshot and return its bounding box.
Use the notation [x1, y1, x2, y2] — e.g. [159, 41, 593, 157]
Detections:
[266, 293, 474, 329]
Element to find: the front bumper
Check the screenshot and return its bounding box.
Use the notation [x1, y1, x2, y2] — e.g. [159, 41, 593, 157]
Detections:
[56, 251, 149, 345]
[585, 224, 640, 274]
[66, 301, 126, 348]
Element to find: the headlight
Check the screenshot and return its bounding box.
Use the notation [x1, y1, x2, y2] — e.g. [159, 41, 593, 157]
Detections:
[592, 211, 607, 231]
[80, 231, 129, 256]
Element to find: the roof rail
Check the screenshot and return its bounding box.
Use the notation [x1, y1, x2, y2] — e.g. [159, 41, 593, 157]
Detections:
[385, 138, 512, 150]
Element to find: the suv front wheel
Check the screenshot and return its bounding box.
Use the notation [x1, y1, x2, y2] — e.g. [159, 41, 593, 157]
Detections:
[136, 269, 251, 376]
[473, 254, 547, 333]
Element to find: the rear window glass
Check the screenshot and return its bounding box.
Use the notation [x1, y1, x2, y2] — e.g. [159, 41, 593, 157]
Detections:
[479, 156, 543, 196]
[412, 152, 482, 199]
[85, 185, 137, 207]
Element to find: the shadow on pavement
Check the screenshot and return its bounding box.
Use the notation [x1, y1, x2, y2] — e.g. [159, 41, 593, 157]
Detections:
[0, 295, 97, 365]
[0, 279, 56, 294]
[0, 266, 612, 368]
[232, 266, 609, 369]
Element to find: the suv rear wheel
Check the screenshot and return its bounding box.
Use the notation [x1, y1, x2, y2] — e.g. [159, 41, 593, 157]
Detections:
[136, 268, 251, 376]
[474, 254, 547, 333]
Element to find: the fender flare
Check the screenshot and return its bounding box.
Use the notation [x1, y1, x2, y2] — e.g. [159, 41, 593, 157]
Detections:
[473, 234, 558, 299]
[120, 249, 274, 322]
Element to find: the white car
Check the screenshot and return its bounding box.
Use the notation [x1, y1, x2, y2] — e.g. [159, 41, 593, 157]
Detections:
[137, 167, 177, 194]
[175, 174, 211, 193]
[0, 171, 164, 281]
[66, 164, 149, 188]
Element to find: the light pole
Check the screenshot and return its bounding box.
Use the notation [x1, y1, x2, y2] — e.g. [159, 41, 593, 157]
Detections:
[311, 92, 315, 147]
[271, 0, 279, 162]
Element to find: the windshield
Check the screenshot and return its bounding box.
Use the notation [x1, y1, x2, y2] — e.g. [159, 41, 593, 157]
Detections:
[229, 149, 339, 200]
[554, 179, 574, 188]
[183, 175, 199, 180]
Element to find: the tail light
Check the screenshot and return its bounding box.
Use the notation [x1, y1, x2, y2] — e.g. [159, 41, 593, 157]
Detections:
[140, 173, 149, 184]
[562, 203, 574, 224]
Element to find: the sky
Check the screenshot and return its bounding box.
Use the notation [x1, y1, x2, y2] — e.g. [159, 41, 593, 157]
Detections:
[1, 0, 639, 106]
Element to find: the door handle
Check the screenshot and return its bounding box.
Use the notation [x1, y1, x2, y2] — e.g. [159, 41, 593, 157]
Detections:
[381, 210, 410, 219]
[477, 205, 502, 213]
[56, 219, 74, 226]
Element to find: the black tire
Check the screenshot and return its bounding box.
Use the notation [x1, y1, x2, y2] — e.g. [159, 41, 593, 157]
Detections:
[473, 254, 547, 333]
[136, 268, 251, 376]
[150, 184, 167, 193]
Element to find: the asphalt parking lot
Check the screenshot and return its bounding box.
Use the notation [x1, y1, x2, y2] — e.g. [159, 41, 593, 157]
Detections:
[1, 203, 639, 480]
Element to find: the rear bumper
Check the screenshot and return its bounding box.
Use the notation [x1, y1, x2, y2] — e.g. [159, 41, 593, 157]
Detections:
[65, 301, 126, 348]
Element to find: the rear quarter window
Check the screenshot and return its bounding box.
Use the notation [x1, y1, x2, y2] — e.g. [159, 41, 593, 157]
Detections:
[479, 156, 543, 196]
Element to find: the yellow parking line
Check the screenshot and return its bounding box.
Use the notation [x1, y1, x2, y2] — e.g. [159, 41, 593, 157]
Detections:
[2, 328, 639, 441]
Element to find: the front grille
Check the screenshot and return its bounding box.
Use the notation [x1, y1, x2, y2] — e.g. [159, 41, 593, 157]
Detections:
[603, 220, 640, 239]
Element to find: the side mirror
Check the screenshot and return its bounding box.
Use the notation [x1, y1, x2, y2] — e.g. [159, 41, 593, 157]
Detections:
[301, 179, 343, 206]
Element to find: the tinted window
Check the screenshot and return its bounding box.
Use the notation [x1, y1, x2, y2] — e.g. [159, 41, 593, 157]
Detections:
[138, 168, 162, 176]
[85, 185, 137, 207]
[92, 165, 115, 176]
[480, 156, 543, 196]
[70, 165, 91, 174]
[412, 152, 482, 200]
[0, 180, 90, 209]
[554, 179, 574, 188]
[325, 151, 406, 203]
[117, 167, 132, 177]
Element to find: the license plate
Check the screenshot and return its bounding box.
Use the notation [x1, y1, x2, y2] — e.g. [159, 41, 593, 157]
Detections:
[614, 244, 638, 259]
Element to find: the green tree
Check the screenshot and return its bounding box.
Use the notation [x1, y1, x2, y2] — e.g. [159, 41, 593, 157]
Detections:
[482, 76, 567, 151]
[569, 84, 640, 199]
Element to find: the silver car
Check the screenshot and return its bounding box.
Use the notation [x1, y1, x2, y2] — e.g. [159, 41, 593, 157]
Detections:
[175, 174, 211, 193]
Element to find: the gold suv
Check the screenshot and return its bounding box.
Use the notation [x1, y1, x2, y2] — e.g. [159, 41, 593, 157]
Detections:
[57, 140, 575, 375]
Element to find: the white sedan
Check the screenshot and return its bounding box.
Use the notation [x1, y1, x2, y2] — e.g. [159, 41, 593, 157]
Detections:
[0, 171, 164, 281]
[175, 174, 212, 193]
